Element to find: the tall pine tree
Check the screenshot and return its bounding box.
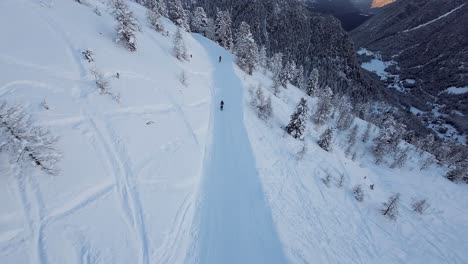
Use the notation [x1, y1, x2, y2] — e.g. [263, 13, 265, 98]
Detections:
[112, 0, 139, 52]
[286, 98, 309, 140]
[191, 7, 208, 36]
[234, 22, 258, 75]
[214, 11, 233, 49]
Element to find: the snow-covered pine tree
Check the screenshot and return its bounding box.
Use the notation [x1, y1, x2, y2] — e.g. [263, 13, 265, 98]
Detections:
[146, 0, 167, 17]
[336, 97, 354, 131]
[446, 164, 468, 183]
[285, 98, 309, 140]
[295, 65, 305, 89]
[312, 86, 333, 126]
[318, 128, 333, 152]
[271, 75, 281, 97]
[167, 0, 189, 31]
[284, 61, 297, 83]
[112, 0, 139, 52]
[269, 53, 283, 75]
[278, 65, 290, 88]
[381, 193, 401, 220]
[172, 27, 188, 60]
[252, 87, 272, 121]
[214, 11, 233, 49]
[306, 68, 319, 97]
[362, 123, 371, 143]
[234, 21, 258, 75]
[0, 102, 61, 175]
[345, 124, 359, 156]
[258, 46, 267, 70]
[373, 113, 403, 164]
[147, 9, 164, 32]
[190, 7, 208, 36]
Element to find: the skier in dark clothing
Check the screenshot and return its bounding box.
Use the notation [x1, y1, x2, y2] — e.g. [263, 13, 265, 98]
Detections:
[220, 100, 224, 111]
[219, 56, 222, 63]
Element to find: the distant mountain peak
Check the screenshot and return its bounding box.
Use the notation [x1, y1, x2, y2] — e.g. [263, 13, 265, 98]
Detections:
[371, 0, 396, 8]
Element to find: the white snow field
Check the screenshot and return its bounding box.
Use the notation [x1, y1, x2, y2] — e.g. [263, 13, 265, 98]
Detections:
[1, 1, 468, 264]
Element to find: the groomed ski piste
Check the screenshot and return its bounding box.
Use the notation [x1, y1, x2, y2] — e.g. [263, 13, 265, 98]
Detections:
[1, 1, 467, 264]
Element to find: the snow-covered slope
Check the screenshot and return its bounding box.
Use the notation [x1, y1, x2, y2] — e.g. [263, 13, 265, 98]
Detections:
[0, 0, 211, 263]
[237, 70, 468, 263]
[1, 0, 468, 264]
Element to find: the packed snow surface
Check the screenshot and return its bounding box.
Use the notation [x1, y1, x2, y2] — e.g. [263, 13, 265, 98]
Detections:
[1, 1, 468, 264]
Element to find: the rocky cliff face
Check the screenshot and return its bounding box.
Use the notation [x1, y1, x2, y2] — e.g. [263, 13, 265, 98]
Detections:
[352, 0, 468, 139]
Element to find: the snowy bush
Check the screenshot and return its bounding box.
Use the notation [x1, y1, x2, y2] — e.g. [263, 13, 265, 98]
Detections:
[91, 69, 120, 102]
[412, 199, 429, 214]
[337, 174, 344, 188]
[296, 142, 307, 161]
[0, 102, 61, 175]
[179, 70, 188, 87]
[251, 87, 272, 121]
[82, 49, 94, 63]
[381, 193, 400, 220]
[352, 185, 364, 202]
[321, 172, 331, 187]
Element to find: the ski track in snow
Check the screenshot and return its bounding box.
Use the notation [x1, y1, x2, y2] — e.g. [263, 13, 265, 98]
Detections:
[84, 111, 150, 264]
[187, 35, 287, 264]
[402, 3, 465, 33]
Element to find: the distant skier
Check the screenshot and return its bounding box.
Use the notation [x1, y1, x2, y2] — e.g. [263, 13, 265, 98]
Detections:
[220, 100, 224, 111]
[219, 56, 222, 63]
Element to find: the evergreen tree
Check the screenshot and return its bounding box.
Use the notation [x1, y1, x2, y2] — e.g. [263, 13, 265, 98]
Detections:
[258, 46, 268, 70]
[214, 11, 233, 49]
[191, 7, 208, 36]
[172, 27, 188, 60]
[295, 65, 305, 89]
[362, 123, 371, 143]
[269, 53, 283, 75]
[306, 68, 319, 97]
[312, 86, 333, 126]
[336, 97, 354, 131]
[373, 113, 403, 164]
[167, 0, 189, 31]
[286, 98, 309, 140]
[112, 0, 139, 52]
[143, 0, 167, 17]
[147, 9, 164, 32]
[278, 65, 290, 88]
[234, 22, 258, 75]
[345, 124, 359, 156]
[318, 128, 333, 152]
